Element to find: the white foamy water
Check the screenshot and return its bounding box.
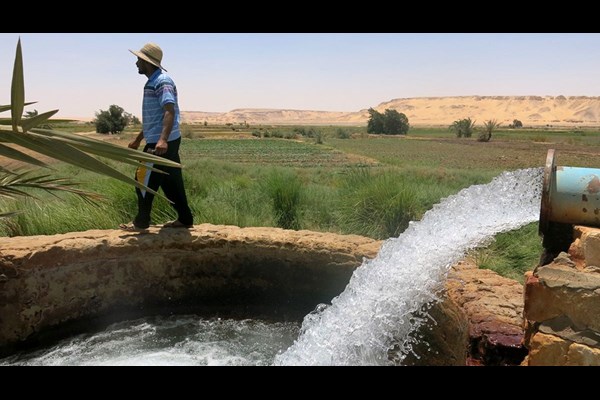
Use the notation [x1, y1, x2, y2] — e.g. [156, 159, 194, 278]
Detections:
[0, 316, 299, 366]
[274, 168, 543, 365]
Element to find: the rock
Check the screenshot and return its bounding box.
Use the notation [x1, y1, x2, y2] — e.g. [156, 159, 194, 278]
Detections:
[525, 331, 600, 366]
[524, 252, 600, 333]
[446, 259, 527, 365]
[523, 226, 600, 366]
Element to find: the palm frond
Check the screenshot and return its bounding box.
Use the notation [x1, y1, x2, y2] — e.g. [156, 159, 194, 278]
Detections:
[10, 38, 24, 132]
[0, 128, 168, 198]
[0, 170, 102, 204]
[0, 210, 22, 219]
[0, 102, 36, 114]
[21, 109, 58, 133]
[0, 142, 50, 168]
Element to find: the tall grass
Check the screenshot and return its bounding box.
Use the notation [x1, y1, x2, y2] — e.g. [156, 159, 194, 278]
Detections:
[336, 167, 420, 239]
[470, 222, 542, 282]
[262, 169, 303, 230]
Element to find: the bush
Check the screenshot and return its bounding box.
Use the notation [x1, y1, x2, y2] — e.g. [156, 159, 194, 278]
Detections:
[337, 168, 419, 239]
[367, 108, 385, 134]
[270, 129, 284, 138]
[293, 127, 307, 136]
[508, 119, 523, 129]
[367, 108, 409, 135]
[284, 131, 297, 140]
[94, 104, 134, 134]
[336, 128, 351, 139]
[306, 127, 317, 138]
[449, 118, 475, 138]
[478, 119, 500, 142]
[314, 130, 324, 144]
[262, 169, 303, 230]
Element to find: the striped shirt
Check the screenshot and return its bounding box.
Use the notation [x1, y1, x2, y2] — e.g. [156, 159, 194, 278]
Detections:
[142, 69, 181, 144]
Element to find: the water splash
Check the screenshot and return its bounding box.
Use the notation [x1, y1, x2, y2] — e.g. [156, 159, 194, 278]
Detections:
[274, 168, 543, 365]
[1, 316, 299, 366]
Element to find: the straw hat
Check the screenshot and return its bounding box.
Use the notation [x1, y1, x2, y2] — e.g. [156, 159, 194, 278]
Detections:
[129, 42, 167, 71]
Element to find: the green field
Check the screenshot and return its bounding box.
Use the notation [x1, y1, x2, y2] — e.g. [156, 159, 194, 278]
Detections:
[4, 122, 600, 282]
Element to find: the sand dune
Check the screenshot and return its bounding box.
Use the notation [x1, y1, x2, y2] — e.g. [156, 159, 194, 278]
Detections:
[181, 96, 600, 127]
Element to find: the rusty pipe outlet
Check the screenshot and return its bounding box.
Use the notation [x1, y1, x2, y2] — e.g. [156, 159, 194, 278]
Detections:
[539, 149, 600, 237]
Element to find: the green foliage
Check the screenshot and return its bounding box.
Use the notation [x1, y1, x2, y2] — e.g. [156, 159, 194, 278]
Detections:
[367, 108, 409, 135]
[449, 118, 476, 138]
[94, 104, 133, 134]
[314, 130, 324, 144]
[294, 127, 307, 136]
[478, 119, 500, 142]
[262, 169, 303, 230]
[367, 108, 385, 134]
[471, 222, 542, 283]
[383, 109, 409, 135]
[337, 168, 420, 239]
[23, 109, 38, 118]
[508, 119, 523, 129]
[335, 128, 351, 139]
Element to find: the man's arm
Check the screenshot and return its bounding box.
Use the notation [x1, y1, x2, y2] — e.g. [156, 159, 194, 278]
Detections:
[128, 130, 144, 150]
[154, 103, 175, 155]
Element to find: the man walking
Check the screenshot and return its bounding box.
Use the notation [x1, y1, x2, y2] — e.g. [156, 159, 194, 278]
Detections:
[120, 42, 194, 232]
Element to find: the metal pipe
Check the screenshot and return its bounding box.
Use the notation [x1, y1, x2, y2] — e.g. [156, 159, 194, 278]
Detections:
[539, 149, 600, 236]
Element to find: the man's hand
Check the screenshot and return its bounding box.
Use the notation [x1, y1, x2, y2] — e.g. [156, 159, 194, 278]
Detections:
[129, 130, 144, 150]
[154, 138, 168, 155]
[128, 138, 141, 150]
[156, 103, 175, 156]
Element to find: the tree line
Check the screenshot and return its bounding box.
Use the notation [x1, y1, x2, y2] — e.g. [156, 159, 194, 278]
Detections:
[367, 108, 410, 135]
[94, 105, 140, 134]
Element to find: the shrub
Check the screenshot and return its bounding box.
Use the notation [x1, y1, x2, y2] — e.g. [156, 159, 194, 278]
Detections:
[478, 119, 500, 142]
[94, 104, 133, 134]
[508, 119, 523, 129]
[337, 168, 419, 239]
[367, 108, 409, 135]
[314, 129, 324, 144]
[262, 169, 303, 230]
[449, 118, 475, 138]
[336, 128, 351, 139]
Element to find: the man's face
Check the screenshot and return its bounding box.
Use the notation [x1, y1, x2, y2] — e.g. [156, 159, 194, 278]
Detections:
[136, 57, 148, 75]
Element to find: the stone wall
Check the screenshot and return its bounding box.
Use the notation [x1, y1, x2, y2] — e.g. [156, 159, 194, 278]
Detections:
[523, 225, 600, 366]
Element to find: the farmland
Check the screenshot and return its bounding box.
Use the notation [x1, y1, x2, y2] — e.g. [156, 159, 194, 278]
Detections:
[4, 122, 600, 281]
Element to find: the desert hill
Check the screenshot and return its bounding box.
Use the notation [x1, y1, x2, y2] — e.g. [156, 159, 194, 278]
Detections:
[181, 96, 600, 127]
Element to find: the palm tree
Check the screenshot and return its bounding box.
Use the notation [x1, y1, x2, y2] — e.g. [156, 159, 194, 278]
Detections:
[449, 118, 476, 138]
[0, 39, 181, 218]
[479, 119, 501, 142]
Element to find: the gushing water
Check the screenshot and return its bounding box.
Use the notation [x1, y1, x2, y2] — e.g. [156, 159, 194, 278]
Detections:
[274, 168, 543, 365]
[1, 316, 299, 366]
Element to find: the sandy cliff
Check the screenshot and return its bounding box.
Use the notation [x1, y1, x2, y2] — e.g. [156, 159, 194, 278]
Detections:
[181, 95, 600, 127]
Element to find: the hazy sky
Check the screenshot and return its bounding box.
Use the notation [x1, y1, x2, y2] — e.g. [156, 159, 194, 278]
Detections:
[1, 33, 600, 119]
